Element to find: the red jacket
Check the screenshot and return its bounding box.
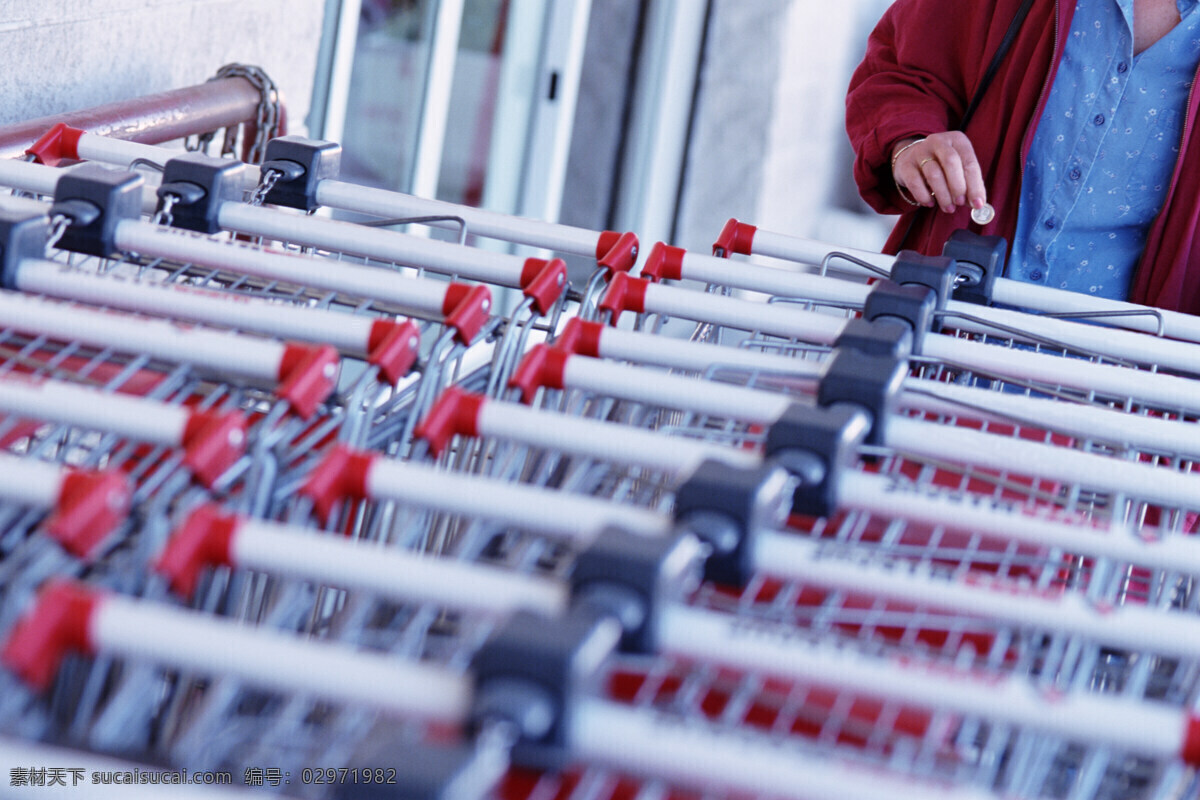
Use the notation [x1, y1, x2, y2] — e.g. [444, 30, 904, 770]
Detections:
[846, 0, 1200, 312]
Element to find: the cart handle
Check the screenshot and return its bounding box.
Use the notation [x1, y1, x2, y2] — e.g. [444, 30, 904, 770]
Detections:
[276, 344, 339, 419]
[640, 242, 687, 282]
[712, 218, 756, 258]
[156, 504, 568, 616]
[46, 470, 133, 558]
[596, 230, 640, 274]
[509, 344, 570, 403]
[181, 409, 248, 488]
[1, 580, 99, 690]
[598, 272, 650, 325]
[367, 319, 422, 384]
[0, 454, 132, 559]
[520, 257, 569, 314]
[1, 579, 472, 722]
[414, 387, 486, 456]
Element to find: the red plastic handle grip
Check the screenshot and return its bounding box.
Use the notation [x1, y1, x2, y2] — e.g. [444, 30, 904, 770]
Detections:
[1, 580, 101, 691]
[595, 230, 640, 274]
[712, 218, 756, 258]
[442, 283, 492, 345]
[519, 257, 568, 314]
[367, 319, 421, 384]
[508, 345, 569, 404]
[597, 272, 649, 326]
[299, 445, 375, 524]
[45, 469, 132, 559]
[413, 387, 486, 456]
[277, 344, 340, 419]
[181, 410, 249, 489]
[156, 504, 240, 599]
[638, 242, 686, 283]
[1182, 715, 1200, 767]
[26, 123, 85, 167]
[553, 318, 604, 358]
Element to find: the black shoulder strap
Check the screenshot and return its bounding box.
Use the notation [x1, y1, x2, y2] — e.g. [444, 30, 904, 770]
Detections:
[959, 0, 1036, 131]
[892, 0, 1036, 250]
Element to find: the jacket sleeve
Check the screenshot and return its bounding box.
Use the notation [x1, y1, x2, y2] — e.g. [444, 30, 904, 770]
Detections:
[845, 0, 978, 213]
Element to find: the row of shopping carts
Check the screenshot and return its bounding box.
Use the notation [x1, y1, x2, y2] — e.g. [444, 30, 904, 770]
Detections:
[0, 117, 1198, 800]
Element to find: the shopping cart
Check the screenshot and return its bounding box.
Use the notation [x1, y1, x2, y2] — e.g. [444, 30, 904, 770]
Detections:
[2, 112, 1200, 800]
[21, 127, 637, 338]
[25, 124, 642, 274]
[143, 424, 1200, 799]
[636, 238, 1200, 374]
[13, 128, 644, 400]
[0, 424, 988, 800]
[0, 162, 494, 800]
[17, 436, 1200, 800]
[0, 131, 522, 798]
[459, 235, 1200, 798]
[0, 182, 501, 458]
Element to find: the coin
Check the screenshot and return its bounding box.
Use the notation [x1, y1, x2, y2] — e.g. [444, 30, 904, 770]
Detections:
[971, 203, 995, 225]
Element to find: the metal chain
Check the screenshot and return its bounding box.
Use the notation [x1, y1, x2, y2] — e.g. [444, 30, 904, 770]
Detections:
[153, 194, 179, 227]
[249, 168, 283, 207]
[184, 64, 281, 163]
[212, 63, 282, 165]
[186, 130, 217, 155]
[46, 214, 71, 250]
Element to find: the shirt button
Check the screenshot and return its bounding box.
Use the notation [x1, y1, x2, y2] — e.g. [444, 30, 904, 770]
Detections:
[1029, 269, 1043, 281]
[1094, 113, 1105, 125]
[1069, 168, 1082, 180]
[1044, 218, 1056, 229]
[1117, 61, 1129, 73]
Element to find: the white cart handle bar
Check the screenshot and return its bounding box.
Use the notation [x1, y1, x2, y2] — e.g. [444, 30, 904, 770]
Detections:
[415, 384, 1200, 574]
[0, 157, 571, 315]
[158, 504, 1200, 766]
[24, 126, 642, 273]
[1, 580, 995, 800]
[518, 320, 1200, 460]
[298, 444, 1200, 661]
[0, 375, 246, 488]
[110, 222, 491, 345]
[713, 217, 1200, 343]
[496, 348, 1200, 511]
[157, 504, 568, 611]
[598, 273, 1200, 415]
[0, 193, 492, 347]
[0, 453, 130, 558]
[0, 290, 338, 418]
[8, 263, 420, 384]
[642, 241, 1200, 375]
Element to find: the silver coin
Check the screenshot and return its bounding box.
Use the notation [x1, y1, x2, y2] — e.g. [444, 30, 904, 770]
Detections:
[971, 203, 995, 225]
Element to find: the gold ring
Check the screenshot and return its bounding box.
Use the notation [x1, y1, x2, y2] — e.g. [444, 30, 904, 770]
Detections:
[919, 158, 934, 168]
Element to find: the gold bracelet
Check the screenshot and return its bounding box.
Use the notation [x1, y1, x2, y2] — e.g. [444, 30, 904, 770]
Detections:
[895, 181, 920, 207]
[890, 138, 926, 207]
[890, 137, 925, 172]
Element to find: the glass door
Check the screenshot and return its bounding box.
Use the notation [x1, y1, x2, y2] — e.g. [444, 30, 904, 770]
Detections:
[324, 0, 458, 194]
[314, 0, 590, 229]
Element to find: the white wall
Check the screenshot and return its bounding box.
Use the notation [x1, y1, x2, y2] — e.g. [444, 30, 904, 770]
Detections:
[758, 0, 895, 250]
[0, 0, 326, 133]
[674, 0, 895, 253]
[672, 0, 784, 252]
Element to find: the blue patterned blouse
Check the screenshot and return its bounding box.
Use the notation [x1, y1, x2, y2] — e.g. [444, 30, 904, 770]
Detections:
[1008, 0, 1200, 300]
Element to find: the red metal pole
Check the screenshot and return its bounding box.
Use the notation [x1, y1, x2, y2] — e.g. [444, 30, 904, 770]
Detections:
[0, 77, 265, 161]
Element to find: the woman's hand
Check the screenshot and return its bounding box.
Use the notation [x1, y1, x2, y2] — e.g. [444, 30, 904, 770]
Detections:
[891, 132, 987, 214]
